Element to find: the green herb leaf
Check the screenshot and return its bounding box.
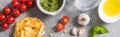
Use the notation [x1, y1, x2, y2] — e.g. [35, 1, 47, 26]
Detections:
[90, 25, 109, 37]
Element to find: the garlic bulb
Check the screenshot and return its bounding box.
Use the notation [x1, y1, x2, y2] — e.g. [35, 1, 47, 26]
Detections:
[71, 27, 77, 36]
[78, 14, 90, 26]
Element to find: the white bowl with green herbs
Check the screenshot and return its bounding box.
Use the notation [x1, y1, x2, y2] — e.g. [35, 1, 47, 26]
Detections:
[36, 0, 65, 16]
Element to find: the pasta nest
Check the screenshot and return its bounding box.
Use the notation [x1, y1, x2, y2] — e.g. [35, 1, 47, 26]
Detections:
[14, 17, 45, 37]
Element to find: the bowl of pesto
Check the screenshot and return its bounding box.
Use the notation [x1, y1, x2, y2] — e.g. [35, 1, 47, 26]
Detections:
[36, 0, 65, 16]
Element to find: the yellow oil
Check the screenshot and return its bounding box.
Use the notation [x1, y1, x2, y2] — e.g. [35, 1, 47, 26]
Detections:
[103, 0, 120, 17]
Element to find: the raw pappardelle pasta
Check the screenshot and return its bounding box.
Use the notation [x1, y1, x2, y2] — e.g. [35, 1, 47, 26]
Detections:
[14, 17, 45, 37]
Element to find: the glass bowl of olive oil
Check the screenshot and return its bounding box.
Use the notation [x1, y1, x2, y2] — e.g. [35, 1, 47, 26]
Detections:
[98, 0, 120, 23]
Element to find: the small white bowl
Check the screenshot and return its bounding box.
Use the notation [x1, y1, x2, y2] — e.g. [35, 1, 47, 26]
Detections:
[98, 0, 120, 23]
[36, 0, 66, 16]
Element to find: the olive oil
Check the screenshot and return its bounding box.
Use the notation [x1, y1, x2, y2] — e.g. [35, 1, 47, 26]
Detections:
[103, 0, 120, 17]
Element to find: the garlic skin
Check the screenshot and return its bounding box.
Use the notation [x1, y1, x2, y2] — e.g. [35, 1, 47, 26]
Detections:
[78, 14, 90, 26]
[71, 27, 77, 36]
[78, 28, 86, 35]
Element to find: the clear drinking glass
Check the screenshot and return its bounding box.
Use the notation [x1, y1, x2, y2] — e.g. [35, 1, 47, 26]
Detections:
[74, 0, 101, 11]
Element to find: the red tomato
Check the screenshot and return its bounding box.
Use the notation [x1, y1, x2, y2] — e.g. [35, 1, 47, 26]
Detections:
[12, 1, 20, 8]
[7, 15, 15, 23]
[21, 0, 26, 3]
[25, 1, 34, 8]
[12, 0, 19, 2]
[56, 23, 65, 31]
[19, 4, 27, 12]
[0, 13, 6, 22]
[61, 16, 70, 25]
[1, 22, 9, 30]
[13, 9, 21, 17]
[3, 6, 12, 15]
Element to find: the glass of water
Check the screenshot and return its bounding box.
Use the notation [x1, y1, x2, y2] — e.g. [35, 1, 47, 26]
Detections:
[74, 0, 101, 11]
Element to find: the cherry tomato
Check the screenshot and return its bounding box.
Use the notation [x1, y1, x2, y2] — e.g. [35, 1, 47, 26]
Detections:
[12, 1, 20, 8]
[21, 0, 26, 3]
[12, 0, 19, 2]
[0, 13, 6, 22]
[19, 4, 27, 12]
[4, 6, 12, 15]
[13, 9, 21, 17]
[61, 16, 70, 25]
[1, 22, 9, 30]
[56, 23, 65, 31]
[25, 1, 34, 8]
[7, 15, 15, 23]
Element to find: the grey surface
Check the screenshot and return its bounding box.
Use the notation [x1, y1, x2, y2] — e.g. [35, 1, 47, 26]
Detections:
[0, 0, 120, 37]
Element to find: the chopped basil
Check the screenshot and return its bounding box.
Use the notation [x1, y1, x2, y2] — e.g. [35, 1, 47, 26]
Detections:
[40, 0, 63, 12]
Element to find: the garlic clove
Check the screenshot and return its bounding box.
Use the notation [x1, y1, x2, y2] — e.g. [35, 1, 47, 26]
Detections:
[78, 28, 86, 36]
[71, 27, 77, 36]
[49, 33, 53, 37]
[63, 30, 67, 33]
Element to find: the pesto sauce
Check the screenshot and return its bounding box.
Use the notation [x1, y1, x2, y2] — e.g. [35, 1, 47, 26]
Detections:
[40, 0, 63, 12]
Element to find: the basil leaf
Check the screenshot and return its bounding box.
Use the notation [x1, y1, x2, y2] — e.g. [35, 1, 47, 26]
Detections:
[90, 25, 109, 37]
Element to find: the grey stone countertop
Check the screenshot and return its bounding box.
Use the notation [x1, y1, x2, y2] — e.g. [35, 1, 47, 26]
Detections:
[0, 0, 120, 37]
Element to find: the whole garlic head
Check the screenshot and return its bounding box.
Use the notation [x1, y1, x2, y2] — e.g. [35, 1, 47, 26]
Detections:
[78, 14, 90, 26]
